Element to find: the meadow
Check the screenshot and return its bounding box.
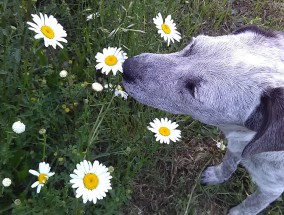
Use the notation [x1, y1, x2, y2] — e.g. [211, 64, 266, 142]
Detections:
[1, 0, 284, 214]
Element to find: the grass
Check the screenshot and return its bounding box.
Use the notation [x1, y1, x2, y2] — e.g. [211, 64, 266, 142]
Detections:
[0, 0, 284, 214]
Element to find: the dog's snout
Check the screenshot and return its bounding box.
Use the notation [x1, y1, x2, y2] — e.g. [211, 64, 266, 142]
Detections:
[122, 56, 141, 83]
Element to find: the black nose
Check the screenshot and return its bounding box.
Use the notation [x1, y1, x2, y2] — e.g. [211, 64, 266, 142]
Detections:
[122, 57, 137, 83]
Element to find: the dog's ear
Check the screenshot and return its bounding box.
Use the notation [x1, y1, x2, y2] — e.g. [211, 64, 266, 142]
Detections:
[242, 88, 284, 157]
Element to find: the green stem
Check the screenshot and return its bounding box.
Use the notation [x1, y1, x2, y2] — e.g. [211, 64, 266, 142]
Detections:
[42, 134, 47, 161]
[85, 96, 114, 158]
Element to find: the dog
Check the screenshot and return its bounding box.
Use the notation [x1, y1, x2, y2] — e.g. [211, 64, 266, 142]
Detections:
[122, 25, 284, 215]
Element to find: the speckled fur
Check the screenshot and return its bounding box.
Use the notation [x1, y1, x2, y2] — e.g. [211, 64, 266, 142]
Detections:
[122, 26, 284, 214]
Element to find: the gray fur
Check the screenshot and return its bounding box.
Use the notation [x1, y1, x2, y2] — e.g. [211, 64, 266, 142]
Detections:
[122, 26, 284, 214]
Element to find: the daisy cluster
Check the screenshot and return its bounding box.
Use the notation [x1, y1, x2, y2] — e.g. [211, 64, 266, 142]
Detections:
[27, 160, 112, 205]
[26, 13, 129, 100]
[12, 10, 205, 206]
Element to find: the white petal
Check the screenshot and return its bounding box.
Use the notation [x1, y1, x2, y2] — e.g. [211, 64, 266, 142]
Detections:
[76, 163, 85, 175]
[95, 52, 104, 61]
[34, 33, 44, 39]
[87, 190, 93, 201]
[27, 22, 39, 30]
[43, 38, 49, 47]
[31, 181, 39, 188]
[95, 62, 104, 70]
[55, 41, 63, 49]
[82, 193, 88, 203]
[92, 196, 97, 204]
[74, 169, 84, 178]
[48, 172, 55, 177]
[39, 162, 45, 173]
[76, 189, 84, 198]
[36, 184, 42, 193]
[29, 169, 39, 176]
[33, 14, 44, 27]
[83, 160, 91, 172]
[165, 15, 172, 24]
[70, 173, 81, 179]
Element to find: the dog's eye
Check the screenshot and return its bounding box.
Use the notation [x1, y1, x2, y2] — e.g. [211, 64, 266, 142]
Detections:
[186, 81, 196, 97]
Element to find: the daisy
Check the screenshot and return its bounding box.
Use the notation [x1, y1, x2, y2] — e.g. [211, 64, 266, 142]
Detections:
[59, 70, 68, 78]
[29, 162, 55, 193]
[27, 13, 67, 49]
[12, 121, 26, 134]
[92, 82, 103, 92]
[95, 47, 128, 75]
[153, 13, 181, 46]
[70, 160, 112, 204]
[215, 140, 226, 151]
[38, 128, 46, 135]
[114, 85, 128, 100]
[2, 178, 12, 187]
[147, 118, 181, 144]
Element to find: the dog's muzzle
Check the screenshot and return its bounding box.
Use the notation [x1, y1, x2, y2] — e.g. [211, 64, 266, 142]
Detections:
[122, 53, 150, 83]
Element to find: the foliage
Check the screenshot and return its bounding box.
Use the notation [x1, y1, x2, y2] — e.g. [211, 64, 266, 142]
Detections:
[1, 0, 284, 214]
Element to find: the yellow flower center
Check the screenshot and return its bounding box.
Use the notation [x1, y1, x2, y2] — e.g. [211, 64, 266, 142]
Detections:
[161, 24, 171, 34]
[159, 127, 171, 136]
[105, 55, 118, 66]
[38, 173, 48, 184]
[83, 173, 99, 190]
[41, 26, 55, 39]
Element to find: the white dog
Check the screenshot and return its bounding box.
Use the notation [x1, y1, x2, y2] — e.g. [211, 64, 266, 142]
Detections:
[122, 26, 284, 215]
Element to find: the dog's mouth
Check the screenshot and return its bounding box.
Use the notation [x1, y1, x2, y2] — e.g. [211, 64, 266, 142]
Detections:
[122, 71, 135, 84]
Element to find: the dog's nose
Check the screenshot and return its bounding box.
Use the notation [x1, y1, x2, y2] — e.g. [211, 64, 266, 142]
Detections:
[123, 54, 150, 83]
[122, 57, 137, 83]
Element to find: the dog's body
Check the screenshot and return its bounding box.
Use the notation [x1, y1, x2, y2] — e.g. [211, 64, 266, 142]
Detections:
[122, 26, 284, 214]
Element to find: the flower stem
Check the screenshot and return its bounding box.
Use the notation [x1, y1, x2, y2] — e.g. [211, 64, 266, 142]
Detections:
[42, 133, 47, 161]
[85, 96, 114, 158]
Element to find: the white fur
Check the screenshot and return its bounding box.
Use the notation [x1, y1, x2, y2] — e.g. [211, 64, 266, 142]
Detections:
[122, 26, 284, 214]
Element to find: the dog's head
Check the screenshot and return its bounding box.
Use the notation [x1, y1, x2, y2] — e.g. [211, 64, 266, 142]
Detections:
[122, 26, 284, 127]
[123, 26, 284, 155]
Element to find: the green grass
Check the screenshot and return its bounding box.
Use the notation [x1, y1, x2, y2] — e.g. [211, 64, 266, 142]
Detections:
[1, 0, 284, 214]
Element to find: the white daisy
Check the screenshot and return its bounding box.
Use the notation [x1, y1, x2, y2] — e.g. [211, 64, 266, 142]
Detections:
[153, 13, 181, 46]
[95, 47, 128, 75]
[70, 160, 112, 204]
[27, 13, 67, 49]
[2, 178, 12, 187]
[38, 128, 46, 135]
[29, 162, 55, 193]
[92, 82, 103, 92]
[147, 118, 181, 144]
[59, 70, 68, 78]
[12, 121, 26, 134]
[114, 85, 128, 100]
[215, 140, 226, 151]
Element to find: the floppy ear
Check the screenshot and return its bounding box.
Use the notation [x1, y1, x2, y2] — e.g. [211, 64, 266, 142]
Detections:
[242, 88, 284, 157]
